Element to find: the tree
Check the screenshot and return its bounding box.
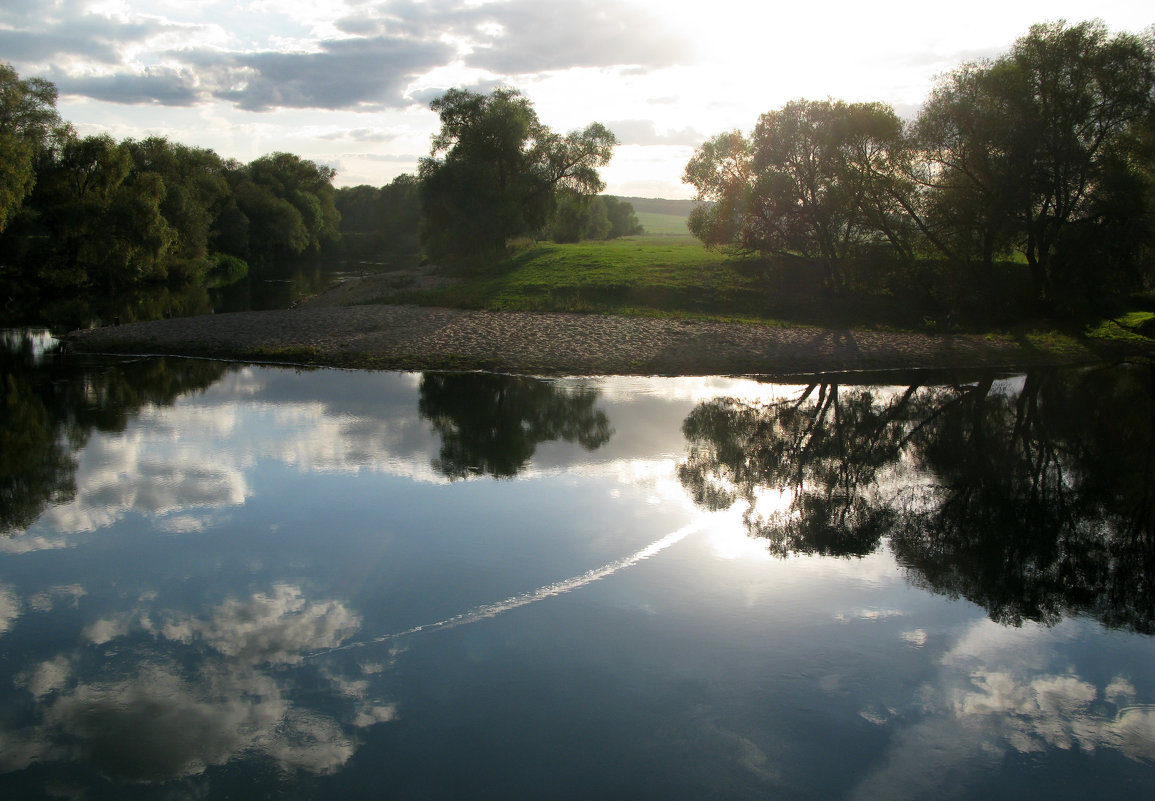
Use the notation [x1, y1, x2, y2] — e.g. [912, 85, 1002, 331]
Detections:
[333, 175, 421, 258]
[418, 372, 612, 479]
[0, 63, 65, 232]
[684, 100, 912, 289]
[683, 129, 753, 249]
[548, 193, 611, 243]
[122, 137, 232, 278]
[419, 88, 617, 261]
[602, 196, 644, 238]
[223, 153, 340, 264]
[916, 21, 1155, 304]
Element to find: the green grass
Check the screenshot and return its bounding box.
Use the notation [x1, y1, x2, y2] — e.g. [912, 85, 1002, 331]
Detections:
[1084, 310, 1155, 343]
[362, 235, 1155, 354]
[418, 235, 782, 320]
[635, 212, 692, 236]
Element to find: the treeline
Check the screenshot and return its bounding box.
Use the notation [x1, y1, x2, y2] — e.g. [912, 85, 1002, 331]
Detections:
[0, 63, 340, 296]
[333, 88, 642, 267]
[685, 20, 1155, 312]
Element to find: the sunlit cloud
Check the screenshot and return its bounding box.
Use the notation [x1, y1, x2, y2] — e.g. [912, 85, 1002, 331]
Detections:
[848, 619, 1155, 800]
[160, 584, 361, 665]
[0, 584, 20, 636]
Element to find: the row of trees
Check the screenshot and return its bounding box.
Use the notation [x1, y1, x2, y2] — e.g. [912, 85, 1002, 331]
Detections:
[1, 63, 341, 293]
[684, 21, 1155, 308]
[1, 67, 638, 294]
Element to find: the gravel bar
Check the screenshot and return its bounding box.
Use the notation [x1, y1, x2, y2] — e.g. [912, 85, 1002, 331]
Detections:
[63, 303, 1150, 376]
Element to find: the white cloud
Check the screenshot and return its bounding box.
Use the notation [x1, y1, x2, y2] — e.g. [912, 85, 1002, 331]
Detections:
[0, 583, 390, 782]
[0, 584, 20, 636]
[160, 584, 361, 665]
[3, 0, 1152, 193]
[27, 585, 87, 613]
[15, 657, 73, 698]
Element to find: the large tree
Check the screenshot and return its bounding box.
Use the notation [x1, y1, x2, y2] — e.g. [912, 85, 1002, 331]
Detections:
[0, 63, 66, 233]
[235, 152, 341, 262]
[418, 88, 617, 261]
[916, 20, 1155, 303]
[684, 99, 912, 289]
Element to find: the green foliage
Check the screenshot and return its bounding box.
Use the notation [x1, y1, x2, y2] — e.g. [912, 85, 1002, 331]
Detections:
[333, 174, 420, 259]
[419, 88, 616, 262]
[0, 62, 66, 233]
[685, 101, 914, 290]
[0, 68, 341, 295]
[916, 20, 1155, 304]
[684, 21, 1155, 315]
[547, 195, 643, 243]
[235, 152, 341, 262]
[205, 252, 250, 288]
[602, 196, 644, 238]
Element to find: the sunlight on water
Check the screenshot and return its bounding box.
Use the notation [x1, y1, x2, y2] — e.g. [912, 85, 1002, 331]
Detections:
[1, 348, 1152, 799]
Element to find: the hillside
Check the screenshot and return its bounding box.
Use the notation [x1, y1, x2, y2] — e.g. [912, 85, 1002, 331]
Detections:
[612, 197, 696, 217]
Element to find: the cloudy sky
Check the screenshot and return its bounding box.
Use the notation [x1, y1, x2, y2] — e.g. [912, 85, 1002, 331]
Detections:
[3, 1, 1151, 198]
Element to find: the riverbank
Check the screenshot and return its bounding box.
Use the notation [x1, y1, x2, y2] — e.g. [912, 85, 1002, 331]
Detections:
[64, 301, 1152, 376]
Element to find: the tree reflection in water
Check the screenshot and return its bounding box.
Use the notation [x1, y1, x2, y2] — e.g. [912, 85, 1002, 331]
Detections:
[418, 372, 613, 479]
[678, 364, 1155, 633]
[0, 330, 231, 534]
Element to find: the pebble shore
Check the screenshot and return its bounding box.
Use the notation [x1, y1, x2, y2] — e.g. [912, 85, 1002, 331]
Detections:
[65, 301, 1140, 377]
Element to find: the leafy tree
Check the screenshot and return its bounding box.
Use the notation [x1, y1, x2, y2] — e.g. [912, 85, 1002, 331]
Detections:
[602, 196, 644, 238]
[916, 21, 1155, 304]
[419, 88, 616, 262]
[0, 63, 66, 232]
[547, 195, 642, 243]
[122, 137, 232, 279]
[236, 152, 341, 262]
[684, 100, 912, 289]
[683, 130, 754, 249]
[22, 133, 176, 287]
[333, 174, 420, 258]
[548, 192, 610, 243]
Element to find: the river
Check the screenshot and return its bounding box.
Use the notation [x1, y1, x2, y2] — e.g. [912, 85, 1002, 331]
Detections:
[1, 330, 1153, 799]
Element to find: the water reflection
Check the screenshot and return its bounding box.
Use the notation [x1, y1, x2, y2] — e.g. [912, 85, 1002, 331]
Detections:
[3, 584, 383, 783]
[677, 365, 1155, 633]
[0, 346, 1153, 798]
[679, 381, 909, 557]
[0, 330, 231, 534]
[418, 372, 613, 479]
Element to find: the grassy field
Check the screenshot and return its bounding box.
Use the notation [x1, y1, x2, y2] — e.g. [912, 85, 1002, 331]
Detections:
[418, 235, 778, 321]
[635, 212, 692, 236]
[371, 223, 1154, 346]
[402, 235, 1026, 332]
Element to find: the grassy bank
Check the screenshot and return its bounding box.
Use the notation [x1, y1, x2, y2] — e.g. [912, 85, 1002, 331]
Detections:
[351, 230, 1154, 351]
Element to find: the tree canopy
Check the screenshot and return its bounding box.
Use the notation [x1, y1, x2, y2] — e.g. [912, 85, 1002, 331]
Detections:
[0, 64, 342, 295]
[0, 62, 66, 233]
[685, 20, 1155, 308]
[419, 88, 617, 261]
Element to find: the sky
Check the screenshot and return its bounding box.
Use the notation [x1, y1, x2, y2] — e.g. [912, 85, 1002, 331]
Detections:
[2, 1, 1151, 199]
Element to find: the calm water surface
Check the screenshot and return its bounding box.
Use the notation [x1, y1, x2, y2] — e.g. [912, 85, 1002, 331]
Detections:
[1, 330, 1153, 799]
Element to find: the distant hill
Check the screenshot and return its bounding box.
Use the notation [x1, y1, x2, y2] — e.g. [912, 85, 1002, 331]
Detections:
[613, 197, 696, 217]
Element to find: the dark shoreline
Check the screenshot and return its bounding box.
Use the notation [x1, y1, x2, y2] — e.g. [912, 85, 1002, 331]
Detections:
[64, 304, 1154, 377]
